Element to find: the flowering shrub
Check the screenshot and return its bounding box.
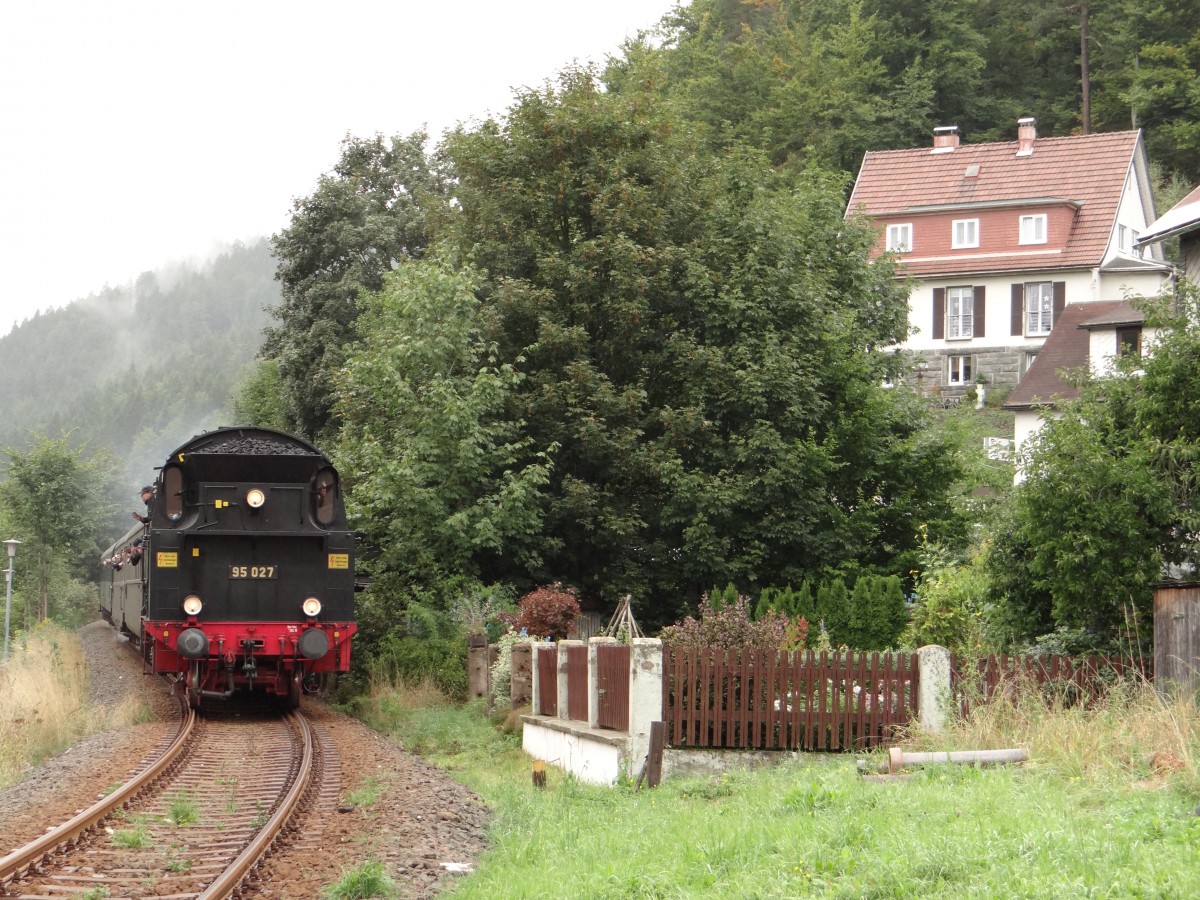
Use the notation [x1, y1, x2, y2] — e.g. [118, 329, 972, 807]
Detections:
[501, 583, 581, 640]
[660, 593, 799, 652]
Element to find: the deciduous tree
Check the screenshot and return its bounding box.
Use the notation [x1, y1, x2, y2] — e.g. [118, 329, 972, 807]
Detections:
[266, 133, 449, 440]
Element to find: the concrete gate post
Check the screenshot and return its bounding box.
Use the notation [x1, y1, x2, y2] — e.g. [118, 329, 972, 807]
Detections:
[627, 638, 663, 776]
[917, 644, 952, 733]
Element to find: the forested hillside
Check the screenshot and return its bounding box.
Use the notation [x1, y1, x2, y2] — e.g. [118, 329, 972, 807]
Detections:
[0, 239, 278, 489]
[627, 0, 1200, 184]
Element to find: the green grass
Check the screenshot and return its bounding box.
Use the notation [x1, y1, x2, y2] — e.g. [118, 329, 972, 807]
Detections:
[440, 757, 1200, 898]
[342, 777, 383, 809]
[321, 858, 398, 899]
[336, 673, 1200, 898]
[110, 822, 152, 849]
[167, 790, 199, 826]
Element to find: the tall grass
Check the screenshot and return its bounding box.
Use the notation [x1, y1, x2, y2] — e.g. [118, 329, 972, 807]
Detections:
[0, 623, 146, 788]
[904, 673, 1200, 789]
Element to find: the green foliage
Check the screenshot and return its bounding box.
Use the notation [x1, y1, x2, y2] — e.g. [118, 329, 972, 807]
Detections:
[904, 538, 991, 652]
[490, 630, 527, 708]
[321, 859, 397, 900]
[334, 259, 555, 594]
[846, 573, 908, 650]
[618, 0, 1200, 190]
[814, 578, 851, 646]
[231, 358, 288, 430]
[267, 132, 449, 441]
[986, 286, 1200, 645]
[110, 822, 151, 849]
[3, 434, 120, 625]
[168, 791, 199, 826]
[449, 584, 515, 641]
[341, 778, 383, 809]
[437, 67, 957, 623]
[356, 581, 470, 700]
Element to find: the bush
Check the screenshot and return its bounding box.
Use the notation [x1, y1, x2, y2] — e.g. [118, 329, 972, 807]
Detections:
[501, 583, 581, 639]
[660, 593, 794, 651]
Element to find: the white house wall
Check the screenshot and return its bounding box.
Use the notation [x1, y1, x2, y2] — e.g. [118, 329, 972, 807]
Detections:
[901, 268, 1167, 390]
[1089, 326, 1158, 378]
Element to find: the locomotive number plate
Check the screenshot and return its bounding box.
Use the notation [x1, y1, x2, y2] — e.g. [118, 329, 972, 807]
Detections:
[229, 565, 278, 579]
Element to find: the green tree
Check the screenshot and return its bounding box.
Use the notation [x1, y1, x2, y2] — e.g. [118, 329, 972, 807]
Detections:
[231, 359, 288, 431]
[266, 132, 449, 440]
[815, 577, 852, 646]
[986, 287, 1200, 644]
[3, 435, 118, 624]
[439, 67, 958, 624]
[334, 259, 555, 595]
[847, 573, 908, 649]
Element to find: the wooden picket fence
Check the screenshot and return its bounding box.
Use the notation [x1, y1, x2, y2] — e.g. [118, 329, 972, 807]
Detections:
[663, 648, 918, 751]
[950, 652, 1150, 712]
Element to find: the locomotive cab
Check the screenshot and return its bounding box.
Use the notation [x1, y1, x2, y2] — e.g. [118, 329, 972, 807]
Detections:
[133, 427, 358, 709]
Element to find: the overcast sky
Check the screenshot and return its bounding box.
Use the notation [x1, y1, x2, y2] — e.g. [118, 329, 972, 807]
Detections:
[0, 0, 679, 337]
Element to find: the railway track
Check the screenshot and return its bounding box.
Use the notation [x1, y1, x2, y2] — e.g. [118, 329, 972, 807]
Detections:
[0, 698, 324, 899]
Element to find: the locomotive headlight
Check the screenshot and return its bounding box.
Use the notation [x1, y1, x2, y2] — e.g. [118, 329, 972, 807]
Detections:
[246, 489, 266, 508]
[302, 597, 322, 618]
[182, 595, 203, 616]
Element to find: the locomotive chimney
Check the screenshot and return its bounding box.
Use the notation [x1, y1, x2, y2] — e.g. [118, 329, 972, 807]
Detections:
[1016, 117, 1037, 156]
[932, 125, 960, 153]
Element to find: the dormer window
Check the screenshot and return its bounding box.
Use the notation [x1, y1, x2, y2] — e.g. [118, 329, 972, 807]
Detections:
[1020, 214, 1047, 245]
[952, 218, 979, 249]
[886, 223, 912, 252]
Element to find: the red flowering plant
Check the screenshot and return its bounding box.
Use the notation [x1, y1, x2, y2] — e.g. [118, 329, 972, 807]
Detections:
[500, 583, 582, 640]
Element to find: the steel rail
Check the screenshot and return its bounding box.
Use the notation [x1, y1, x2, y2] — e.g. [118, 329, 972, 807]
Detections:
[197, 710, 314, 899]
[0, 699, 196, 883]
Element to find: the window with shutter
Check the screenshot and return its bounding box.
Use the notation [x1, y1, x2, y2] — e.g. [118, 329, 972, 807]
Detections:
[932, 288, 945, 340]
[946, 287, 974, 339]
[1025, 282, 1054, 335]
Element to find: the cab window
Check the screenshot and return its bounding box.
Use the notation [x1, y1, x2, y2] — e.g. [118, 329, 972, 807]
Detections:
[163, 466, 185, 521]
[315, 468, 337, 526]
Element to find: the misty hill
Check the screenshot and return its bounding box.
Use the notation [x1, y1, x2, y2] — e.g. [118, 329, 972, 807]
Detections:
[0, 239, 279, 485]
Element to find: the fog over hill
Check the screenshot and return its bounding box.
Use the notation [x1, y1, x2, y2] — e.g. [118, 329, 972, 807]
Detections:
[0, 239, 279, 492]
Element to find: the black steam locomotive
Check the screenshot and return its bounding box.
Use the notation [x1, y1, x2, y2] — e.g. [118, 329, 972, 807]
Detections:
[101, 427, 358, 708]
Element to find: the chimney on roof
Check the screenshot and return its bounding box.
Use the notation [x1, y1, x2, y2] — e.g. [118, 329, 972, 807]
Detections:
[932, 125, 960, 152]
[1016, 117, 1037, 156]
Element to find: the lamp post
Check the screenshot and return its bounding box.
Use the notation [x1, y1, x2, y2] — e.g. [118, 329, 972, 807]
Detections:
[3, 539, 20, 664]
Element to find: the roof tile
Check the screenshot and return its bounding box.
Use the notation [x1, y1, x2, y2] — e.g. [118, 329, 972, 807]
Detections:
[1003, 300, 1135, 408]
[849, 131, 1142, 277]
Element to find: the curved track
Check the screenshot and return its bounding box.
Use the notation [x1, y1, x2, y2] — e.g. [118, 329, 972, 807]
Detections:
[0, 701, 320, 899]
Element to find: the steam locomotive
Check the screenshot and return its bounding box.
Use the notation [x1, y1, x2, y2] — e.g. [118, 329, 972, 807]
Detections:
[101, 427, 358, 708]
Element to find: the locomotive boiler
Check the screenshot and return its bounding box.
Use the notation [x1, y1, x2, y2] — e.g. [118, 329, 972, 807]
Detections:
[101, 427, 358, 708]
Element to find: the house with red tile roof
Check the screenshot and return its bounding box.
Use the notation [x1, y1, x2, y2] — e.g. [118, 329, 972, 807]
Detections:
[848, 119, 1171, 402]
